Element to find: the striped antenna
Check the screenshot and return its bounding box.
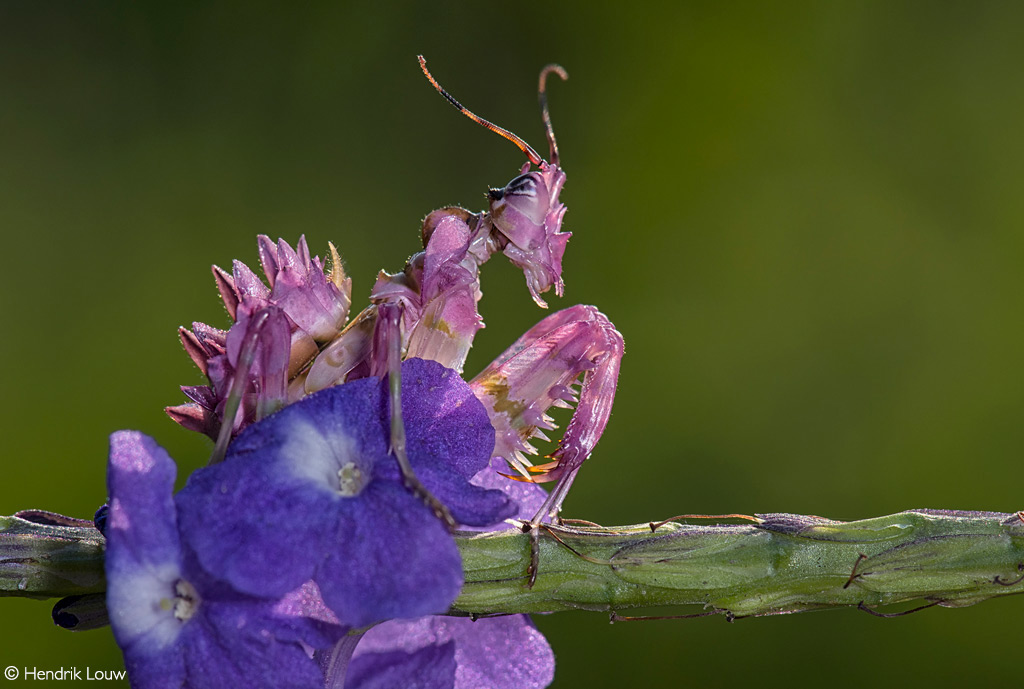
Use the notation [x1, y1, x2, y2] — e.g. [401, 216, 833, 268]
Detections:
[418, 55, 543, 166]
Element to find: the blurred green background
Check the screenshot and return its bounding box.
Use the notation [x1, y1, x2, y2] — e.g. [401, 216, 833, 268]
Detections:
[3, 2, 1024, 687]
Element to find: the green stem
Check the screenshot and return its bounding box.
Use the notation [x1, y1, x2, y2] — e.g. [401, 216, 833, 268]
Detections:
[453, 510, 1024, 618]
[5, 508, 1024, 621]
[0, 511, 105, 599]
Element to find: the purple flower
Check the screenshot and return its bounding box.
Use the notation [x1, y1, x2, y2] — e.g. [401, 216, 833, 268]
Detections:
[346, 615, 554, 689]
[105, 431, 343, 689]
[176, 358, 515, 628]
[327, 457, 555, 689]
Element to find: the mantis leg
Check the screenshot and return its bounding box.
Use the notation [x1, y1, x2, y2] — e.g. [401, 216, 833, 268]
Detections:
[378, 302, 457, 529]
[208, 306, 290, 464]
[471, 304, 624, 522]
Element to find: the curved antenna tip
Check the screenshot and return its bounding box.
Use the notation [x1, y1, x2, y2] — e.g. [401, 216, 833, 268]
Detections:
[540, 64, 569, 83]
[538, 64, 568, 166]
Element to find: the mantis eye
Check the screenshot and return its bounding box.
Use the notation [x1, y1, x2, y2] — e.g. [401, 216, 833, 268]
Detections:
[506, 174, 538, 198]
[490, 173, 549, 226]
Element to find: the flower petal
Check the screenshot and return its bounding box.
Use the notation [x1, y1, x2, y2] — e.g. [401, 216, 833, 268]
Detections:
[410, 460, 514, 527]
[182, 603, 329, 689]
[346, 642, 456, 689]
[319, 480, 463, 628]
[106, 431, 181, 567]
[400, 358, 495, 480]
[176, 452, 338, 599]
[354, 615, 554, 689]
[121, 642, 184, 689]
[105, 432, 188, 686]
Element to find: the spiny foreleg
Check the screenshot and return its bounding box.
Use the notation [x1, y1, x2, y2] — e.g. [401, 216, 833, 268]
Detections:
[470, 304, 624, 523]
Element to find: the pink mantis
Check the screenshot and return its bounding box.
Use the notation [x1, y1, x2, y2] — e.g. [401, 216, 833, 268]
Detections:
[167, 57, 624, 532]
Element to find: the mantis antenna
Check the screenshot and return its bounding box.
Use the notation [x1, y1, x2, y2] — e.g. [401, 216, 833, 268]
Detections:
[418, 55, 544, 167]
[538, 64, 568, 166]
